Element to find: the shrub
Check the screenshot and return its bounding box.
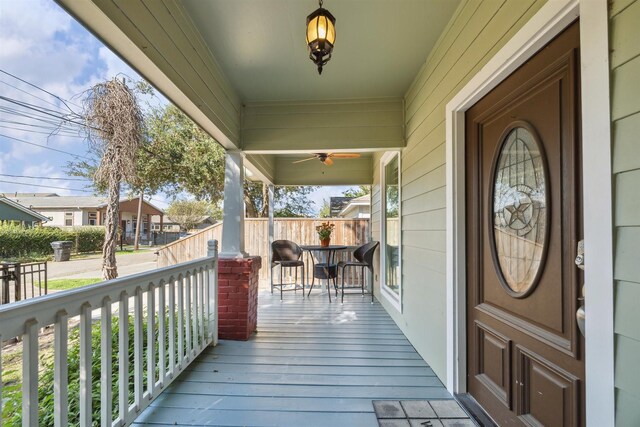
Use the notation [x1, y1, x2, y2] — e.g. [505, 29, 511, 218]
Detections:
[0, 222, 104, 259]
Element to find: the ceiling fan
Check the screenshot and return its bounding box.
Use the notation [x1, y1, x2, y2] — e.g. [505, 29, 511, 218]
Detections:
[292, 152, 360, 166]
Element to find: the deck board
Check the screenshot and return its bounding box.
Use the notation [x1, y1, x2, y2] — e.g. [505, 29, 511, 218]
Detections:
[134, 289, 452, 426]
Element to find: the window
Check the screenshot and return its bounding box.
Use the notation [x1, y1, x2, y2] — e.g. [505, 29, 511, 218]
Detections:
[64, 212, 73, 226]
[88, 212, 97, 226]
[380, 151, 401, 310]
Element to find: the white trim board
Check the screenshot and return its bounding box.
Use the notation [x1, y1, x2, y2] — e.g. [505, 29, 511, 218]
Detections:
[444, 0, 614, 425]
[379, 151, 403, 312]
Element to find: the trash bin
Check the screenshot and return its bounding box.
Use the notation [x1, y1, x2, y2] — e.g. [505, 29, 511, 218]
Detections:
[50, 241, 73, 262]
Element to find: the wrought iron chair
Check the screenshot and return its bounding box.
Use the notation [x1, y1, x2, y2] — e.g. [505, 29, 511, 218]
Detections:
[337, 241, 379, 303]
[271, 240, 305, 301]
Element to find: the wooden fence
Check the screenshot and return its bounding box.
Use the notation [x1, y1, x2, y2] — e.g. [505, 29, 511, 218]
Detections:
[156, 218, 371, 283]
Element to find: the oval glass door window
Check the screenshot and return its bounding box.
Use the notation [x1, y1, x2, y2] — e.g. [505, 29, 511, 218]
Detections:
[492, 125, 548, 296]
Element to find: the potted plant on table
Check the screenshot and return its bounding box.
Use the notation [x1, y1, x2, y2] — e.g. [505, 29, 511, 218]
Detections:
[316, 222, 335, 247]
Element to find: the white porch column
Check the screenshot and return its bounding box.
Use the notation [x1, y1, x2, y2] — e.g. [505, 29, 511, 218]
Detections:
[220, 151, 248, 258]
[268, 184, 275, 268]
[268, 184, 274, 247]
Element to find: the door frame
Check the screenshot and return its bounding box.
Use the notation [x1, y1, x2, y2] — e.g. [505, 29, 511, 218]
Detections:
[444, 0, 614, 424]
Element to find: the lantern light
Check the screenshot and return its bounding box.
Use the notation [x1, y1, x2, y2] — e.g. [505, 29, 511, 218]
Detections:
[306, 0, 336, 75]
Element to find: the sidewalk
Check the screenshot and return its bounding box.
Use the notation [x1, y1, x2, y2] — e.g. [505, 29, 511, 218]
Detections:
[47, 250, 158, 280]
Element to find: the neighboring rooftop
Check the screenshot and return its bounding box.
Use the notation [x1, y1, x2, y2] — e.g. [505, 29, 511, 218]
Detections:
[0, 197, 50, 223]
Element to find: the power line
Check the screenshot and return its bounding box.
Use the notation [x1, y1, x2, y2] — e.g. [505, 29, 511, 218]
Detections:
[0, 95, 89, 129]
[0, 79, 70, 114]
[0, 69, 81, 112]
[0, 178, 93, 192]
[0, 133, 93, 160]
[0, 173, 91, 182]
[0, 125, 84, 138]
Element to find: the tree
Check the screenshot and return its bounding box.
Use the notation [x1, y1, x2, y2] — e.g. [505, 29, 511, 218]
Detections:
[343, 185, 371, 198]
[243, 183, 318, 218]
[80, 78, 143, 280]
[165, 199, 212, 231]
[318, 199, 331, 218]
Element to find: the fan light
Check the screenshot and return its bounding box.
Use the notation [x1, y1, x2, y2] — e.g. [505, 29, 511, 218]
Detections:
[306, 0, 336, 75]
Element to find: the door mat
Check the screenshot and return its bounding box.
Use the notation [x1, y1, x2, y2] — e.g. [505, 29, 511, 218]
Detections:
[373, 400, 477, 427]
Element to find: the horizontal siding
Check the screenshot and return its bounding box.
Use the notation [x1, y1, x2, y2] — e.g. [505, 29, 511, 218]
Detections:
[241, 99, 404, 152]
[612, 112, 640, 173]
[367, 0, 548, 381]
[610, 0, 640, 424]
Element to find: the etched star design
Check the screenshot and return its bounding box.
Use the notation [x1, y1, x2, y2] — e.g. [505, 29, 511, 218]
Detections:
[505, 202, 531, 226]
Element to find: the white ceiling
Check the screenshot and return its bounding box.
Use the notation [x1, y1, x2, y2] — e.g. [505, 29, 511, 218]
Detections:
[182, 0, 460, 102]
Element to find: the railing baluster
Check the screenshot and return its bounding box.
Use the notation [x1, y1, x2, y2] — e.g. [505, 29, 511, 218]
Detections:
[79, 303, 92, 427]
[185, 274, 192, 360]
[0, 248, 218, 427]
[158, 282, 166, 388]
[177, 276, 184, 368]
[22, 318, 39, 426]
[134, 287, 143, 411]
[54, 310, 69, 427]
[100, 298, 112, 427]
[198, 269, 205, 349]
[191, 272, 198, 354]
[118, 291, 129, 422]
[168, 278, 176, 378]
[147, 284, 156, 398]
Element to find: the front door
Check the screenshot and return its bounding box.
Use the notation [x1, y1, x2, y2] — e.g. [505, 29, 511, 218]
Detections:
[465, 22, 584, 426]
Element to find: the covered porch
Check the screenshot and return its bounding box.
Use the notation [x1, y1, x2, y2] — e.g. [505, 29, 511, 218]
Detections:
[133, 289, 463, 427]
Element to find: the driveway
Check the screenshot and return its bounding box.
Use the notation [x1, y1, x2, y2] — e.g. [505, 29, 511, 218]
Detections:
[48, 250, 158, 280]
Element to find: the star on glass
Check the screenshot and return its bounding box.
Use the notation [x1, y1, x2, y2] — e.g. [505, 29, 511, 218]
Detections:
[505, 202, 531, 226]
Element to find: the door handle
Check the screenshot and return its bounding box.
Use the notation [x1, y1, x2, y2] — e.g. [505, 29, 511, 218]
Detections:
[575, 240, 585, 337]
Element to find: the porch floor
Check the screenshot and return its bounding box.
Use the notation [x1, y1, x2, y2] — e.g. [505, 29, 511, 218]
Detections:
[134, 289, 453, 426]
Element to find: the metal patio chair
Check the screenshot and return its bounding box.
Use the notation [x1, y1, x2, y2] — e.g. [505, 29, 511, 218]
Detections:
[337, 241, 379, 303]
[271, 240, 305, 301]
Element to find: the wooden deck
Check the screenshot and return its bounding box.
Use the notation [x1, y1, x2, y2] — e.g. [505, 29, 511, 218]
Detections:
[134, 289, 452, 426]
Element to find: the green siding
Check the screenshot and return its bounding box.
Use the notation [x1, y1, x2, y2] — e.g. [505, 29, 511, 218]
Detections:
[611, 0, 640, 424]
[370, 0, 547, 381]
[0, 201, 43, 223]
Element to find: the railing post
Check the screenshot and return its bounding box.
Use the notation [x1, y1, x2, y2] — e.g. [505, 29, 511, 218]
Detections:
[22, 318, 39, 426]
[207, 240, 219, 346]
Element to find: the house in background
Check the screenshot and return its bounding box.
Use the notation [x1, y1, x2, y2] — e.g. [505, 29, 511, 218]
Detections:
[150, 214, 217, 233]
[0, 196, 49, 227]
[336, 194, 370, 219]
[3, 193, 164, 241]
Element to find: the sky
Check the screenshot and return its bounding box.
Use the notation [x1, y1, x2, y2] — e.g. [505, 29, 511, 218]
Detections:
[0, 0, 352, 214]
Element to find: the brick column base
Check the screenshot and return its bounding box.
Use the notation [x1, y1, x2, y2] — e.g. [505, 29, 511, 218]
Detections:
[217, 256, 261, 340]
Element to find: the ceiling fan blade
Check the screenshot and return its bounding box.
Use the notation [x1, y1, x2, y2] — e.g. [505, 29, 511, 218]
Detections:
[324, 157, 334, 166]
[292, 157, 316, 164]
[330, 153, 361, 158]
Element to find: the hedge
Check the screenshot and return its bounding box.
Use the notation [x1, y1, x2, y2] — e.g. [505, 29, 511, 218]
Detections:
[0, 222, 105, 258]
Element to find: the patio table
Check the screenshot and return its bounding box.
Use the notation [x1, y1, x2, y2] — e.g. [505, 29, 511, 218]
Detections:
[300, 245, 347, 302]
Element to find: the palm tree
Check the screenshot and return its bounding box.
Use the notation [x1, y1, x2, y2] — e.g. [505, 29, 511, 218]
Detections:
[81, 78, 143, 280]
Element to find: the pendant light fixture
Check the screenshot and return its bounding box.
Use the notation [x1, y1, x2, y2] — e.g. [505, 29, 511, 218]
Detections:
[306, 0, 336, 74]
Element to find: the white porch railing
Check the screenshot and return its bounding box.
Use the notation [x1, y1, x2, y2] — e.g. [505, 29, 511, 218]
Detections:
[0, 240, 219, 427]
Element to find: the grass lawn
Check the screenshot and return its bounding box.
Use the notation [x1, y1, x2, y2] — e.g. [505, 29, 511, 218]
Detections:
[46, 277, 102, 291]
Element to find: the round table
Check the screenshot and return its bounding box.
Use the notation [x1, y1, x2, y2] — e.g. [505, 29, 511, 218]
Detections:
[300, 245, 347, 302]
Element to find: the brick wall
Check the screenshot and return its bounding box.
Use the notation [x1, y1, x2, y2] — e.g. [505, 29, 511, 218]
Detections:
[217, 256, 261, 340]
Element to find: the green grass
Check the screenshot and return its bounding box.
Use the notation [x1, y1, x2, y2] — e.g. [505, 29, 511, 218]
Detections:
[46, 278, 102, 291]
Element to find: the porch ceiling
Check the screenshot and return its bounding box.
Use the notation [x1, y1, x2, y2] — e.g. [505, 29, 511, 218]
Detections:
[181, 0, 459, 102]
[56, 0, 458, 185]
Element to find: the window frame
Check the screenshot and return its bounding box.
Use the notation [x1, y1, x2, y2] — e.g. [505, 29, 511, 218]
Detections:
[64, 212, 74, 227]
[380, 151, 402, 312]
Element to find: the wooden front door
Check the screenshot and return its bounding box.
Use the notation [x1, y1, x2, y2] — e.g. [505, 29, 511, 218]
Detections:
[465, 22, 584, 426]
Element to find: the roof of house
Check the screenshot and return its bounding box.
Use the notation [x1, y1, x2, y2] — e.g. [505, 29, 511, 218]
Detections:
[338, 194, 371, 217]
[5, 194, 164, 213]
[0, 197, 50, 222]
